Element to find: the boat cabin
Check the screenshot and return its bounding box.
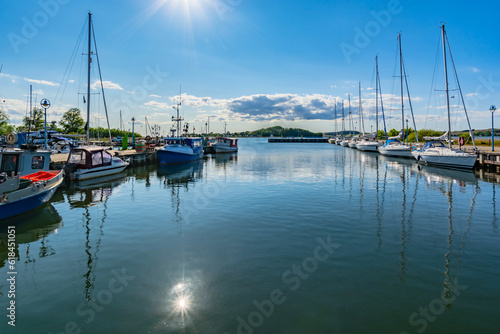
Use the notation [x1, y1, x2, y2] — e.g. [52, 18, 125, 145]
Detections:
[214, 137, 238, 147]
[163, 137, 203, 149]
[422, 141, 446, 150]
[0, 148, 51, 176]
[67, 147, 113, 169]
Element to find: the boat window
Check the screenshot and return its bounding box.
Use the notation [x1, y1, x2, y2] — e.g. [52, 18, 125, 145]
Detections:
[102, 151, 112, 164]
[92, 151, 103, 166]
[1, 155, 18, 174]
[31, 156, 45, 169]
[193, 140, 201, 147]
[68, 151, 86, 165]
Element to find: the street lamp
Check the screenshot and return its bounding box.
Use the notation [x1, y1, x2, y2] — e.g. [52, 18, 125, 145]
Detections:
[491, 105, 497, 151]
[131, 117, 136, 149]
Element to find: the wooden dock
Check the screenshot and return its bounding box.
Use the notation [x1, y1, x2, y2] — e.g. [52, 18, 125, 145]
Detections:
[268, 137, 328, 143]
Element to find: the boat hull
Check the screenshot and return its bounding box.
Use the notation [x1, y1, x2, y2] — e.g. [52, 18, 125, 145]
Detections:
[157, 150, 203, 164]
[74, 163, 129, 180]
[356, 143, 381, 152]
[412, 151, 477, 169]
[212, 145, 238, 153]
[378, 147, 413, 158]
[0, 171, 64, 220]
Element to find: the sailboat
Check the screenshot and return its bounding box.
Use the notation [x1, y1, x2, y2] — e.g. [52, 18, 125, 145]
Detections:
[356, 81, 382, 152]
[64, 13, 129, 180]
[411, 25, 477, 169]
[156, 93, 204, 164]
[379, 33, 416, 158]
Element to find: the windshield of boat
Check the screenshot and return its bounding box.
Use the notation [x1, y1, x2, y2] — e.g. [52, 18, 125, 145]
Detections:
[68, 150, 86, 165]
[423, 141, 446, 149]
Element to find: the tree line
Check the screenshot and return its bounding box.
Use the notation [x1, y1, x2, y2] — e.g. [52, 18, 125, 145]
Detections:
[0, 107, 140, 138]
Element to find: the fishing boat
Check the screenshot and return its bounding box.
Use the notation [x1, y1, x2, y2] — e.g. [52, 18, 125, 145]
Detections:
[211, 137, 238, 153]
[0, 148, 64, 220]
[211, 123, 238, 153]
[379, 33, 418, 158]
[64, 13, 128, 179]
[156, 94, 203, 164]
[411, 25, 477, 169]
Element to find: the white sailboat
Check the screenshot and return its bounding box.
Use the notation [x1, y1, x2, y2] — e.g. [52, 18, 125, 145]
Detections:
[65, 13, 128, 180]
[355, 82, 382, 152]
[411, 25, 477, 169]
[379, 33, 415, 158]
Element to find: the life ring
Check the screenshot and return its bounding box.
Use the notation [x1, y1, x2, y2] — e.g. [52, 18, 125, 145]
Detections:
[6, 132, 17, 145]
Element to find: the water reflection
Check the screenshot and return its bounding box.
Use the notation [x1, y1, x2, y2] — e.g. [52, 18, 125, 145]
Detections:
[157, 161, 204, 235]
[0, 205, 63, 269]
[414, 165, 479, 309]
[64, 173, 128, 301]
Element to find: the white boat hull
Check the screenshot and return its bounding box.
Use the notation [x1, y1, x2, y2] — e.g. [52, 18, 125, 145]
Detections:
[378, 146, 413, 158]
[356, 143, 381, 152]
[212, 145, 238, 153]
[411, 149, 477, 169]
[74, 162, 129, 180]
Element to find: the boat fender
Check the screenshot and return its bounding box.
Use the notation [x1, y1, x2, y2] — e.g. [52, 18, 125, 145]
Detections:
[6, 132, 18, 145]
[416, 155, 421, 161]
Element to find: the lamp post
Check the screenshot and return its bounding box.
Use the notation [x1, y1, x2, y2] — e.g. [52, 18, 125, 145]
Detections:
[491, 105, 497, 151]
[40, 98, 51, 149]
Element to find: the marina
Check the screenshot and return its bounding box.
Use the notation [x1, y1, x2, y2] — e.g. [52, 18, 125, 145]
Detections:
[1, 1, 500, 333]
[1, 139, 499, 333]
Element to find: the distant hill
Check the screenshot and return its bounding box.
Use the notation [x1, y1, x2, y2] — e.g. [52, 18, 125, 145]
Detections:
[234, 126, 323, 137]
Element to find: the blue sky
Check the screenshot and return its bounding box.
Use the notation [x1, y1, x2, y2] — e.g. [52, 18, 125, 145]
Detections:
[1, 0, 500, 135]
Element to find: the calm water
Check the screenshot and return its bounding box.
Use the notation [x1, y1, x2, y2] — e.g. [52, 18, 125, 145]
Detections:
[1, 138, 499, 334]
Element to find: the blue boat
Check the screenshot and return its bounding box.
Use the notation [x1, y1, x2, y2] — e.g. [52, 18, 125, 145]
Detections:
[0, 147, 64, 220]
[156, 92, 203, 164]
[157, 137, 203, 164]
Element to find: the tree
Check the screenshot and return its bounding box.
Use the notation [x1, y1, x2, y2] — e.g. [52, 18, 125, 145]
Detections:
[377, 130, 386, 140]
[21, 107, 44, 131]
[59, 108, 85, 134]
[388, 128, 400, 137]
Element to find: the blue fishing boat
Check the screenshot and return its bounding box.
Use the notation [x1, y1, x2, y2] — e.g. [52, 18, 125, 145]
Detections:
[0, 147, 64, 220]
[156, 92, 203, 164]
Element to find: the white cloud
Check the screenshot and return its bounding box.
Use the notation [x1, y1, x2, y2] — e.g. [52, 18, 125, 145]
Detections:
[149, 94, 161, 98]
[466, 93, 477, 97]
[471, 67, 480, 73]
[144, 101, 171, 110]
[24, 77, 59, 86]
[90, 80, 123, 90]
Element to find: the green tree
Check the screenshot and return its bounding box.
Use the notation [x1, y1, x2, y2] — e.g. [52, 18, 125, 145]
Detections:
[60, 108, 85, 134]
[0, 109, 14, 135]
[21, 107, 44, 131]
[377, 130, 386, 140]
[388, 128, 400, 137]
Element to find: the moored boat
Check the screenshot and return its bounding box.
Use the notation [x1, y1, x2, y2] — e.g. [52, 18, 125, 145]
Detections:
[211, 137, 238, 153]
[65, 147, 129, 180]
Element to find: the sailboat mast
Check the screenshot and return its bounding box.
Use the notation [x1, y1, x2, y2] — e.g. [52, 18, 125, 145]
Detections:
[334, 99, 337, 135]
[86, 12, 92, 145]
[348, 94, 352, 136]
[375, 56, 379, 136]
[441, 24, 452, 149]
[359, 82, 364, 135]
[399, 33, 405, 137]
[342, 100, 345, 135]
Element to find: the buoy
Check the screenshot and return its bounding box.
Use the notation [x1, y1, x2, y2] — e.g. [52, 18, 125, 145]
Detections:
[5, 132, 17, 145]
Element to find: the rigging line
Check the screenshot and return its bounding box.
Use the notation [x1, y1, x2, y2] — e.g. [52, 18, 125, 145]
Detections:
[92, 20, 112, 141]
[445, 33, 477, 150]
[54, 17, 87, 108]
[425, 32, 442, 130]
[401, 54, 419, 143]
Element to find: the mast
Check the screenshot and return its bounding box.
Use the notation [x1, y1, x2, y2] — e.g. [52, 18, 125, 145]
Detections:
[28, 85, 32, 136]
[359, 82, 364, 135]
[86, 12, 92, 145]
[341, 100, 345, 137]
[375, 56, 379, 136]
[348, 94, 352, 136]
[398, 32, 405, 138]
[441, 25, 452, 149]
[334, 99, 337, 135]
